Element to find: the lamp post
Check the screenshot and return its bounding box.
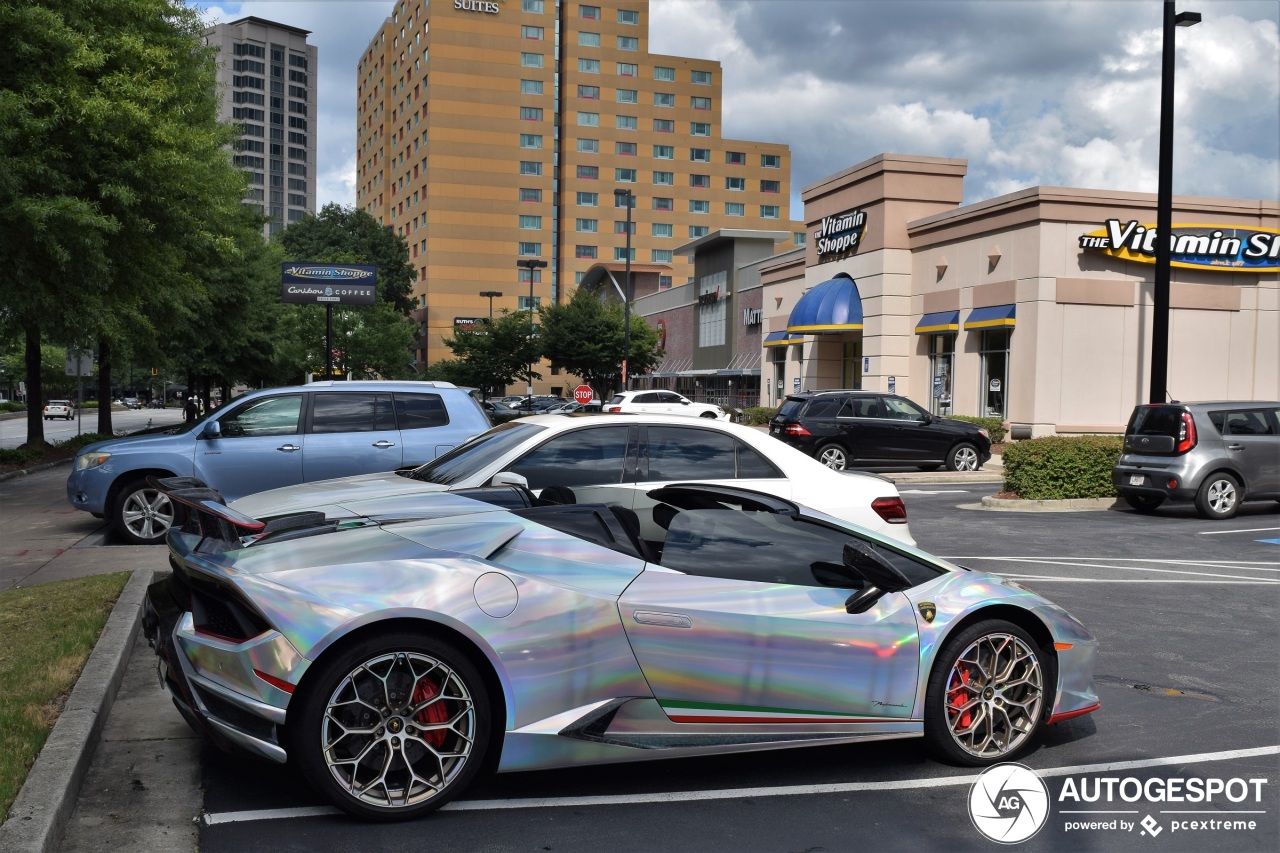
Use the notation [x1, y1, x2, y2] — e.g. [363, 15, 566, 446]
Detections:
[613, 188, 634, 392]
[479, 290, 503, 321]
[517, 259, 547, 411]
[1150, 0, 1201, 404]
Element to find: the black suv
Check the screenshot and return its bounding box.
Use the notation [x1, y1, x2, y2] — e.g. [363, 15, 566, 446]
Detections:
[770, 390, 992, 471]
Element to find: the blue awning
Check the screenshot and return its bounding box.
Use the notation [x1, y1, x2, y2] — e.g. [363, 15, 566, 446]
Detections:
[964, 304, 1016, 330]
[915, 311, 960, 334]
[762, 330, 802, 347]
[786, 274, 863, 334]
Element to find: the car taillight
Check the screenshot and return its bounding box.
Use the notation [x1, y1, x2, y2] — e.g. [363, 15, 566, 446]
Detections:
[871, 496, 908, 524]
[606, 406, 622, 413]
[1175, 412, 1197, 453]
[783, 423, 810, 437]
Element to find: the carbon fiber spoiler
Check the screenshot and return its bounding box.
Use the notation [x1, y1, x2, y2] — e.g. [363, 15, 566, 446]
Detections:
[147, 476, 265, 553]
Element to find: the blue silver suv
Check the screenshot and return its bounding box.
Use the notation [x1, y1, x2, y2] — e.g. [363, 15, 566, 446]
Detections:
[66, 381, 490, 543]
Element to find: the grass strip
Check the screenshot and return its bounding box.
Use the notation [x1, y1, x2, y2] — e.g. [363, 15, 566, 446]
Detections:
[0, 572, 130, 823]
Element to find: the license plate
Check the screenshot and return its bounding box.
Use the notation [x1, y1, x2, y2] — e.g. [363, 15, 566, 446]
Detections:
[770, 426, 780, 435]
[1129, 475, 1144, 486]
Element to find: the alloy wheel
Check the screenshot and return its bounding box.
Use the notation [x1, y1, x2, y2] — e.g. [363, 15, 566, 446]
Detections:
[1205, 479, 1236, 515]
[951, 446, 979, 471]
[120, 488, 174, 542]
[943, 632, 1043, 759]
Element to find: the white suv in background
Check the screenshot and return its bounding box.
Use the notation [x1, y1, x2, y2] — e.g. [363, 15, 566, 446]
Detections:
[606, 390, 729, 420]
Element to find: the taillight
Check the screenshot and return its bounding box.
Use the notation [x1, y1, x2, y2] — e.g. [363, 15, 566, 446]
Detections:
[606, 406, 622, 413]
[783, 423, 810, 437]
[871, 496, 908, 524]
[1176, 412, 1197, 453]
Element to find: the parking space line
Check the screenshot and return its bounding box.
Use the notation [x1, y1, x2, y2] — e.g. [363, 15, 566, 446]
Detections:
[1198, 527, 1280, 536]
[1001, 576, 1280, 584]
[199, 745, 1279, 824]
[956, 557, 1280, 583]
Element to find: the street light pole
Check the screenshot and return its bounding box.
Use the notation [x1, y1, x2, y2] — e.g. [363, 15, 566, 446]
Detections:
[516, 259, 547, 412]
[613, 188, 634, 392]
[1150, 1, 1201, 404]
[479, 290, 503, 321]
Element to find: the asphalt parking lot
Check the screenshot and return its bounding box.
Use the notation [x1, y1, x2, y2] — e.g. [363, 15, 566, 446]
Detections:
[55, 480, 1280, 853]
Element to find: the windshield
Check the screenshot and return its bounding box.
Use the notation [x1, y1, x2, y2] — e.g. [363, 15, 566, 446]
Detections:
[404, 421, 546, 485]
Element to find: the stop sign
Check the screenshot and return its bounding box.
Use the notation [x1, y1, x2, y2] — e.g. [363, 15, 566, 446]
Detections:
[573, 384, 594, 405]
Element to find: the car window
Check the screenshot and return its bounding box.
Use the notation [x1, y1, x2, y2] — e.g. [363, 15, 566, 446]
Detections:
[736, 441, 784, 479]
[634, 392, 658, 404]
[657, 392, 683, 404]
[881, 396, 927, 421]
[776, 399, 807, 419]
[644, 426, 736, 481]
[1222, 410, 1275, 436]
[609, 395, 625, 404]
[803, 398, 840, 418]
[309, 393, 394, 434]
[408, 421, 547, 485]
[394, 393, 450, 430]
[509, 425, 633, 489]
[1126, 405, 1184, 437]
[218, 395, 303, 438]
[837, 398, 878, 418]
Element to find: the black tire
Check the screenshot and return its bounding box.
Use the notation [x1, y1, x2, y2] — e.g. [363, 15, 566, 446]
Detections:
[945, 442, 981, 472]
[923, 619, 1046, 766]
[291, 632, 491, 821]
[1195, 472, 1241, 520]
[1121, 492, 1164, 513]
[112, 477, 175, 545]
[815, 443, 849, 471]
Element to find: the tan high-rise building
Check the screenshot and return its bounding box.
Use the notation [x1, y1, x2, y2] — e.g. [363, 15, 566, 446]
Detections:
[357, 0, 798, 371]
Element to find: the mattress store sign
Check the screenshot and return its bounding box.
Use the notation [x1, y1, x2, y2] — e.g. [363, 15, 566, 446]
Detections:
[815, 208, 868, 263]
[1079, 221, 1280, 272]
[281, 264, 378, 305]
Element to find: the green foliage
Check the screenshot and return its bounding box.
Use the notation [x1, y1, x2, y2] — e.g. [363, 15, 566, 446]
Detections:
[442, 311, 543, 393]
[539, 288, 662, 398]
[0, 447, 40, 466]
[950, 415, 1007, 444]
[0, 403, 24, 413]
[741, 406, 778, 425]
[1001, 435, 1123, 500]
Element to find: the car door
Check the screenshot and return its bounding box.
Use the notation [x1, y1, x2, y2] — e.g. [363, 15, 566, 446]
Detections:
[1221, 408, 1280, 495]
[619, 509, 920, 720]
[831, 396, 885, 461]
[878, 395, 938, 462]
[657, 391, 688, 415]
[393, 391, 469, 464]
[502, 423, 639, 505]
[303, 392, 402, 481]
[196, 394, 305, 501]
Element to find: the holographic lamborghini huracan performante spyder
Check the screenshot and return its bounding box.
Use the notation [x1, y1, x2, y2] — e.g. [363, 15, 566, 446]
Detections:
[142, 476, 1099, 822]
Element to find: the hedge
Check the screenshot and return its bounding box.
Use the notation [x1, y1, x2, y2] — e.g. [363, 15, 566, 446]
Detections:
[1001, 435, 1123, 500]
[949, 415, 1006, 444]
[740, 406, 778, 426]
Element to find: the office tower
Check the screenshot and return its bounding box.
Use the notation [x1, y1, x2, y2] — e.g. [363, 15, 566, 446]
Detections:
[357, 0, 795, 370]
[206, 17, 318, 240]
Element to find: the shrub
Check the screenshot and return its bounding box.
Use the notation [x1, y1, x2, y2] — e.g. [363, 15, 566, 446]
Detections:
[740, 406, 778, 426]
[0, 447, 41, 467]
[949, 415, 1006, 444]
[0, 402, 25, 414]
[1001, 435, 1123, 500]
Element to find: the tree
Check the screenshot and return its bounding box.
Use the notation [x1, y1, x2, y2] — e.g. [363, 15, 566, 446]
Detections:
[539, 288, 662, 398]
[442, 310, 543, 397]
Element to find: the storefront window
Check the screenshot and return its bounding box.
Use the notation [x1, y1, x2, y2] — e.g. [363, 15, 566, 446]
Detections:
[929, 334, 955, 415]
[842, 340, 862, 389]
[980, 329, 1011, 419]
[771, 349, 786, 406]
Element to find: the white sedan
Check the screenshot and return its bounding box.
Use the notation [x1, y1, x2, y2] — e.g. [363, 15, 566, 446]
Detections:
[605, 390, 729, 420]
[232, 414, 915, 546]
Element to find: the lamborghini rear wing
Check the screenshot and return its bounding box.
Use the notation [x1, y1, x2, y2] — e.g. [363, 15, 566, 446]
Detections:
[147, 476, 265, 553]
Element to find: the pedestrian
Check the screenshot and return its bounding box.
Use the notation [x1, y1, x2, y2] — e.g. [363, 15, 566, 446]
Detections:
[184, 396, 199, 423]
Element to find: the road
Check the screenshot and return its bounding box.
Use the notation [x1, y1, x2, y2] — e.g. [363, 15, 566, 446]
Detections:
[0, 408, 185, 449]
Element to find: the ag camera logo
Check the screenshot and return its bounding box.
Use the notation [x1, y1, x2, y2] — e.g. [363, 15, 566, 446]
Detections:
[969, 763, 1050, 844]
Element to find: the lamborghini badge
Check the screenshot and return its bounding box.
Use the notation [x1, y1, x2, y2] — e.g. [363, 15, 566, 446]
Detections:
[918, 602, 937, 623]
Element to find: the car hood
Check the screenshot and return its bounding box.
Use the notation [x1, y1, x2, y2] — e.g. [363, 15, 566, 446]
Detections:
[76, 427, 196, 456]
[229, 471, 448, 518]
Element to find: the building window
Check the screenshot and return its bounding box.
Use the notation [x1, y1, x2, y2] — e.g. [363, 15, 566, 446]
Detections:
[654, 92, 675, 107]
[655, 66, 676, 82]
[614, 220, 636, 235]
[578, 58, 600, 73]
[616, 88, 638, 104]
[690, 148, 710, 162]
[691, 96, 711, 111]
[615, 168, 636, 182]
[519, 106, 543, 120]
[616, 115, 637, 130]
[519, 161, 542, 175]
[980, 329, 1011, 419]
[576, 191, 598, 206]
[575, 245, 598, 259]
[577, 165, 599, 179]
[646, 223, 670, 239]
[929, 334, 956, 416]
[518, 295, 542, 311]
[616, 141, 637, 156]
[614, 247, 636, 262]
[520, 79, 544, 94]
[519, 188, 542, 202]
[692, 69, 713, 85]
[617, 36, 638, 50]
[793, 232, 806, 246]
[725, 176, 745, 191]
[578, 84, 599, 99]
[521, 25, 544, 40]
[576, 137, 599, 153]
[652, 171, 674, 185]
[762, 153, 782, 168]
[576, 218, 598, 232]
[519, 215, 542, 229]
[726, 150, 746, 165]
[518, 242, 542, 256]
[690, 173, 710, 188]
[654, 144, 674, 159]
[578, 32, 600, 47]
[698, 270, 728, 347]
[724, 202, 744, 216]
[614, 192, 635, 208]
[689, 199, 709, 214]
[520, 134, 543, 148]
[761, 179, 780, 193]
[651, 249, 673, 263]
[523, 0, 544, 11]
[652, 197, 673, 211]
[760, 205, 780, 219]
[577, 111, 599, 126]
[579, 4, 600, 19]
[689, 225, 709, 238]
[690, 121, 711, 136]
[521, 52, 544, 68]
[653, 119, 674, 133]
[659, 275, 673, 289]
[618, 8, 639, 24]
[616, 62, 638, 77]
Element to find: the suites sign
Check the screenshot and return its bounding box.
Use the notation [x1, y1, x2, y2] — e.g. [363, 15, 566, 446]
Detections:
[454, 0, 501, 12]
[1078, 220, 1280, 273]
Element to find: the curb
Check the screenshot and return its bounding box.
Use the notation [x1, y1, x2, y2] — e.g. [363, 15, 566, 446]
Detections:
[976, 495, 1121, 512]
[0, 568, 153, 853]
[0, 457, 73, 483]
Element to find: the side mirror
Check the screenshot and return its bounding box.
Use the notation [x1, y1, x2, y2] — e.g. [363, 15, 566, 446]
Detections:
[201, 420, 221, 440]
[841, 541, 911, 614]
[922, 412, 934, 424]
[680, 399, 690, 405]
[490, 470, 529, 488]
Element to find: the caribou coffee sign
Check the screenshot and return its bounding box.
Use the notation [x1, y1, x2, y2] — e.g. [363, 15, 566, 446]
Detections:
[815, 208, 868, 262]
[1079, 221, 1280, 272]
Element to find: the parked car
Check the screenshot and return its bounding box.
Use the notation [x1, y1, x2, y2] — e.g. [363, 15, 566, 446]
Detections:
[231, 413, 915, 546]
[1112, 401, 1280, 519]
[479, 399, 523, 424]
[510, 395, 568, 412]
[43, 400, 75, 420]
[770, 390, 992, 472]
[144, 477, 1098, 820]
[65, 381, 490, 545]
[606, 390, 728, 420]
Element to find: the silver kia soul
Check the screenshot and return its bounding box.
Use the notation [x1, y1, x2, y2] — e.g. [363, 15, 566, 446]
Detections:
[1112, 401, 1280, 519]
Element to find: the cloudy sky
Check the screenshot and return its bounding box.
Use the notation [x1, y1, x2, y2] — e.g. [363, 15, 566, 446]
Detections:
[193, 0, 1280, 214]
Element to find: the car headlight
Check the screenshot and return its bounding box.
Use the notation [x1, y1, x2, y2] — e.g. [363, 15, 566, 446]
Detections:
[978, 428, 990, 439]
[76, 451, 111, 471]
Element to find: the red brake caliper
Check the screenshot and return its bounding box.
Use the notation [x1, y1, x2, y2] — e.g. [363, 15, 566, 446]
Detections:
[948, 668, 973, 729]
[412, 678, 449, 747]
